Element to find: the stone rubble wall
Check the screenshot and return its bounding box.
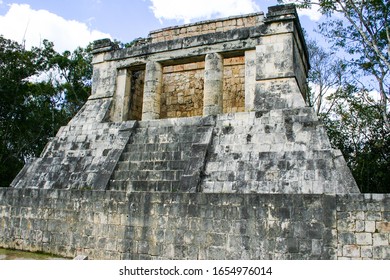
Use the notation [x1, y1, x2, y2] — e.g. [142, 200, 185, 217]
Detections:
[223, 57, 245, 113]
[159, 57, 246, 119]
[161, 62, 205, 118]
[1, 189, 389, 260]
[129, 69, 145, 121]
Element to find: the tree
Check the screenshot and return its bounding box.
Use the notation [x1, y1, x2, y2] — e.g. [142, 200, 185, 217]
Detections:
[280, 0, 389, 129]
[306, 39, 346, 116]
[48, 45, 93, 117]
[0, 36, 92, 187]
[321, 88, 390, 192]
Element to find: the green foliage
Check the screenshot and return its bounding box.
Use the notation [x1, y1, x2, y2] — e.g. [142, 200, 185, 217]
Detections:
[0, 36, 92, 187]
[321, 90, 390, 192]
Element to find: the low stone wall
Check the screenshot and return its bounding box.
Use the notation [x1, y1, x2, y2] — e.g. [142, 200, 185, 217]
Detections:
[149, 13, 264, 43]
[1, 188, 389, 260]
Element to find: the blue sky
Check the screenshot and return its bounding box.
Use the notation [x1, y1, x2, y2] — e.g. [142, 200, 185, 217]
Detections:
[0, 0, 321, 52]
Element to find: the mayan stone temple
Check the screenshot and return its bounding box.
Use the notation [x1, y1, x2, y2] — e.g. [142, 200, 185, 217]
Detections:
[1, 4, 390, 260]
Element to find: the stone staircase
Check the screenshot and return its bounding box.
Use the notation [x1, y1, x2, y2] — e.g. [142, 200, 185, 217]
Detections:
[108, 117, 214, 192]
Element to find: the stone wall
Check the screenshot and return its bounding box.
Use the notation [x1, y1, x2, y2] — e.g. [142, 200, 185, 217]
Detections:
[1, 189, 389, 260]
[336, 194, 390, 259]
[129, 69, 145, 121]
[223, 57, 245, 113]
[161, 62, 205, 118]
[149, 13, 264, 43]
[158, 57, 246, 118]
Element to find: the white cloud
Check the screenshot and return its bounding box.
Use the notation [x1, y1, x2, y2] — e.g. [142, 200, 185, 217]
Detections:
[0, 4, 111, 52]
[297, 7, 322, 21]
[282, 0, 323, 21]
[149, 0, 261, 23]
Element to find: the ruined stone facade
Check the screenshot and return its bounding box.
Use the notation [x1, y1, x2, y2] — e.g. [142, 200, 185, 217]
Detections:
[1, 4, 389, 260]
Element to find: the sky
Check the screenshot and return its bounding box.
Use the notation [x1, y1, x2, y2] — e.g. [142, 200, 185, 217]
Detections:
[0, 0, 322, 53]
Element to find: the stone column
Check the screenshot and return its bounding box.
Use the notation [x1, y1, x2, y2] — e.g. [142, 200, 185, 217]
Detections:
[142, 61, 162, 120]
[203, 53, 223, 116]
[110, 68, 131, 122]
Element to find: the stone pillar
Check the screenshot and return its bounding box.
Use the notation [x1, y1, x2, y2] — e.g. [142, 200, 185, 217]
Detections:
[203, 53, 223, 116]
[244, 50, 256, 112]
[90, 39, 118, 99]
[253, 5, 309, 111]
[142, 61, 162, 120]
[110, 68, 131, 122]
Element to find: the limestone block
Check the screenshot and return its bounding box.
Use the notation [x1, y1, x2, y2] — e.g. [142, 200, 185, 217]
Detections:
[355, 233, 372, 245]
[376, 222, 390, 232]
[373, 233, 389, 246]
[342, 245, 360, 258]
[373, 246, 390, 259]
[254, 79, 305, 111]
[365, 221, 376, 232]
[256, 33, 294, 80]
[360, 246, 373, 258]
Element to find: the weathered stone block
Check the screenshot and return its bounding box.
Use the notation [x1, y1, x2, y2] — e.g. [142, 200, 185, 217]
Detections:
[356, 233, 372, 245]
[373, 233, 389, 246]
[376, 221, 390, 233]
[360, 246, 373, 258]
[365, 220, 376, 232]
[373, 246, 390, 259]
[343, 245, 360, 258]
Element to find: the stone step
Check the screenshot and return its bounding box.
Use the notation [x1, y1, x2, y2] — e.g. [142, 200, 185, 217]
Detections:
[119, 151, 186, 162]
[108, 123, 214, 192]
[116, 160, 187, 171]
[111, 170, 183, 181]
[108, 179, 180, 192]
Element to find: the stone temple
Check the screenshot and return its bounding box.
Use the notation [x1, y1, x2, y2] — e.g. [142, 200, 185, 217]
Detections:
[11, 4, 357, 194]
[1, 5, 390, 260]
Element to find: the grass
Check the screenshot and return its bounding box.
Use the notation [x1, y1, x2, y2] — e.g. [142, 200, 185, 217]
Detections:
[0, 248, 68, 260]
